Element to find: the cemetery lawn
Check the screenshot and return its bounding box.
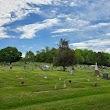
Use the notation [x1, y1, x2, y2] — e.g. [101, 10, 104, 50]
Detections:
[0, 64, 110, 110]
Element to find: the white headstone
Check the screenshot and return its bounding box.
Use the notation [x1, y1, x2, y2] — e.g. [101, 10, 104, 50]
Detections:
[97, 75, 99, 77]
[70, 70, 73, 74]
[63, 80, 66, 88]
[44, 76, 47, 79]
[63, 83, 66, 88]
[86, 78, 90, 81]
[19, 77, 23, 80]
[95, 63, 98, 70]
[54, 84, 57, 90]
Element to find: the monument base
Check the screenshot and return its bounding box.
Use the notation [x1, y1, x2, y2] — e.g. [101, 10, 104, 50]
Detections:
[94, 70, 99, 76]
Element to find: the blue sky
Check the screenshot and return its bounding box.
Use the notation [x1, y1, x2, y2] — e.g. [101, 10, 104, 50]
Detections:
[0, 0, 110, 56]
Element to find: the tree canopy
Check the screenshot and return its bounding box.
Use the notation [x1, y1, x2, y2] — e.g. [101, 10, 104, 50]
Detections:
[1, 39, 110, 67]
[35, 47, 110, 67]
[23, 51, 35, 62]
[53, 39, 75, 71]
[0, 46, 22, 63]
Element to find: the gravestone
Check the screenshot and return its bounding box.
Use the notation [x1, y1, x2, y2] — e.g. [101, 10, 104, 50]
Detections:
[103, 73, 108, 79]
[86, 78, 90, 82]
[10, 63, 13, 70]
[69, 80, 71, 83]
[24, 62, 27, 70]
[94, 82, 97, 87]
[54, 84, 57, 90]
[97, 75, 100, 80]
[43, 76, 47, 79]
[41, 65, 50, 71]
[94, 63, 99, 76]
[70, 70, 73, 74]
[97, 77, 99, 81]
[72, 67, 75, 70]
[19, 77, 24, 85]
[63, 83, 66, 88]
[63, 80, 66, 88]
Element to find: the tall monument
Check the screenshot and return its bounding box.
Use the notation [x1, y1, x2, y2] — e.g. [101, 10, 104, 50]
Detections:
[94, 63, 99, 76]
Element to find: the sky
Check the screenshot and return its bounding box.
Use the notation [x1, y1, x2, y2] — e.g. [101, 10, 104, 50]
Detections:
[0, 0, 110, 56]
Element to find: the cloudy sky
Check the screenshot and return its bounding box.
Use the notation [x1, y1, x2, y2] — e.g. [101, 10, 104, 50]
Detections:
[0, 0, 110, 56]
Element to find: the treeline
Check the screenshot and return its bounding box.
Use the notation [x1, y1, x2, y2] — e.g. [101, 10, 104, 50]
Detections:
[0, 45, 110, 67]
[22, 47, 57, 63]
[22, 47, 110, 67]
[74, 49, 110, 66]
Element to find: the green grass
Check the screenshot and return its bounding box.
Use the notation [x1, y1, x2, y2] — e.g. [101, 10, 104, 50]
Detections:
[0, 64, 110, 110]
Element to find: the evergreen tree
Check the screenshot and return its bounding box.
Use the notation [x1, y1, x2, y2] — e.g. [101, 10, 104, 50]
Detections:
[53, 39, 75, 71]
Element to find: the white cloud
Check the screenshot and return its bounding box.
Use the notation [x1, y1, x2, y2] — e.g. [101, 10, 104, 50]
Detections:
[17, 18, 59, 39]
[26, 0, 53, 4]
[70, 2, 78, 7]
[70, 39, 110, 53]
[57, 15, 90, 28]
[52, 28, 79, 33]
[51, 33, 69, 38]
[0, 0, 47, 26]
[0, 0, 57, 26]
[0, 0, 110, 44]
[74, 0, 110, 21]
[0, 27, 10, 38]
[66, 17, 90, 27]
[53, 0, 78, 7]
[104, 48, 110, 53]
[0, 0, 55, 39]
[88, 22, 110, 29]
[106, 33, 110, 37]
[52, 0, 62, 5]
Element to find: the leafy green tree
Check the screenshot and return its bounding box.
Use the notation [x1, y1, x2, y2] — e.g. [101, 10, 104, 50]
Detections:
[0, 46, 22, 63]
[45, 48, 57, 63]
[53, 39, 75, 71]
[35, 47, 57, 63]
[82, 49, 95, 65]
[74, 49, 84, 64]
[24, 51, 35, 62]
[107, 54, 110, 66]
[96, 52, 110, 66]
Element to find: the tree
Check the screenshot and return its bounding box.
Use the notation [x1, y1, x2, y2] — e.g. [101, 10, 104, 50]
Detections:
[74, 49, 84, 64]
[0, 46, 22, 63]
[35, 47, 57, 63]
[45, 46, 50, 52]
[82, 49, 95, 65]
[24, 51, 35, 62]
[96, 52, 110, 66]
[53, 39, 75, 71]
